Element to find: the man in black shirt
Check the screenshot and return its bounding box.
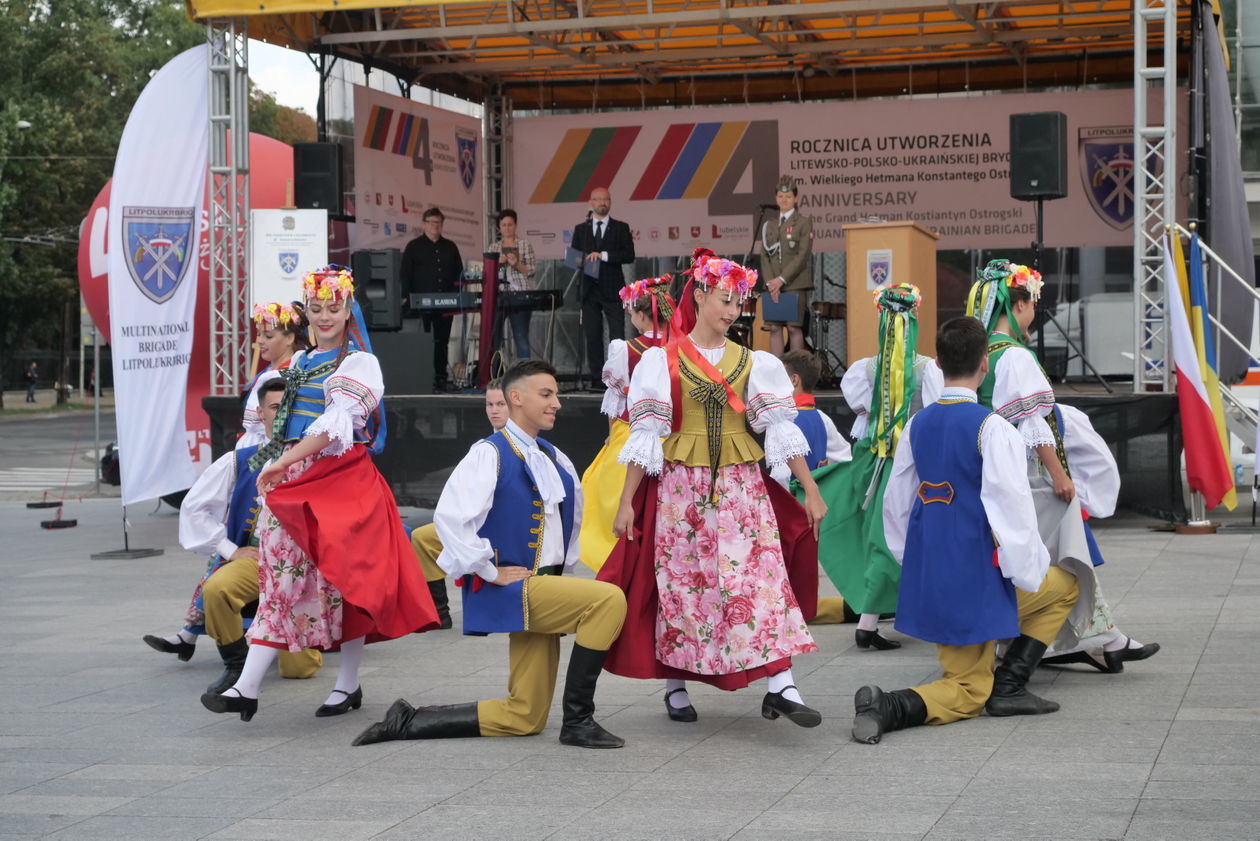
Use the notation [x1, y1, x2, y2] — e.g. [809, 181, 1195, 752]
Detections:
[569, 187, 635, 386]
[402, 207, 464, 391]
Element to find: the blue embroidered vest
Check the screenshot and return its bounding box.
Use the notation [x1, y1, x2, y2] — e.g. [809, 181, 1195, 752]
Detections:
[225, 445, 264, 552]
[793, 407, 829, 470]
[460, 430, 576, 636]
[895, 399, 1020, 646]
[282, 347, 375, 448]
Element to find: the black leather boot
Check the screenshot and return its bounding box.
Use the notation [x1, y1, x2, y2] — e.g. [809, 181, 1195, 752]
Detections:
[558, 645, 624, 749]
[851, 685, 927, 744]
[986, 635, 1061, 716]
[428, 579, 452, 630]
[206, 637, 249, 695]
[352, 701, 480, 746]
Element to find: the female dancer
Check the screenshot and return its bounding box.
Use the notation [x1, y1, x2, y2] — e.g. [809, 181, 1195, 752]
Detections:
[143, 302, 310, 660]
[239, 302, 309, 448]
[813, 283, 941, 649]
[967, 259, 1159, 671]
[201, 266, 438, 721]
[601, 254, 827, 726]
[577, 275, 674, 572]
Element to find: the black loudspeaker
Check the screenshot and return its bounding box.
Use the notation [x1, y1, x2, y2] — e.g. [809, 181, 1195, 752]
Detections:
[352, 248, 403, 331]
[294, 142, 343, 213]
[1009, 112, 1068, 201]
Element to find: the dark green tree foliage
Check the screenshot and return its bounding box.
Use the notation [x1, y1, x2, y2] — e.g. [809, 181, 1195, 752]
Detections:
[0, 1, 201, 403]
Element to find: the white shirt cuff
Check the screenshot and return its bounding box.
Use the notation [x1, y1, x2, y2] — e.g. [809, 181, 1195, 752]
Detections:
[215, 539, 239, 560]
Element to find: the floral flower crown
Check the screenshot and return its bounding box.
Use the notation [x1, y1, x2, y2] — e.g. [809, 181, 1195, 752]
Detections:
[872, 283, 922, 313]
[619, 275, 673, 310]
[252, 302, 301, 329]
[302, 265, 355, 303]
[692, 256, 757, 301]
[982, 259, 1043, 302]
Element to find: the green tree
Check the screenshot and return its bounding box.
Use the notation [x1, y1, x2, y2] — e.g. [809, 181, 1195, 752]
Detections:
[0, 0, 202, 407]
[249, 86, 317, 146]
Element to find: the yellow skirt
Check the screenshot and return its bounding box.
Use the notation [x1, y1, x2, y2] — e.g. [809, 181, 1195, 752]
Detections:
[577, 418, 631, 572]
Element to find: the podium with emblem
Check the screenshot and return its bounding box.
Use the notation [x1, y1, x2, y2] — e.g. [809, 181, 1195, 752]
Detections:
[842, 220, 940, 362]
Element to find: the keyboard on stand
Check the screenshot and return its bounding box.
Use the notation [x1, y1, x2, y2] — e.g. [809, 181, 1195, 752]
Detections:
[410, 291, 482, 312]
[500, 288, 562, 312]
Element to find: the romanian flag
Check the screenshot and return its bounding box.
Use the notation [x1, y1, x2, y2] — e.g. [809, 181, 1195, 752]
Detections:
[1165, 232, 1236, 510]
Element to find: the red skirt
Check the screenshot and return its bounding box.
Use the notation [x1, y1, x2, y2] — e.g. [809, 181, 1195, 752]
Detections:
[264, 445, 439, 645]
[596, 467, 818, 689]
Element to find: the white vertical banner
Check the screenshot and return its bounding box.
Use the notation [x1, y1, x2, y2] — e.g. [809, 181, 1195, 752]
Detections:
[107, 46, 208, 504]
[249, 208, 328, 307]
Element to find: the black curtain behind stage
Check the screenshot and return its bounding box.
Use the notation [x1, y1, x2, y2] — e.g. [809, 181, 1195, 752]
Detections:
[204, 391, 1181, 518]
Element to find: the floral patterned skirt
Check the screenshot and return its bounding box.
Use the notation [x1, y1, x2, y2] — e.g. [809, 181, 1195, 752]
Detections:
[248, 455, 345, 651]
[652, 461, 816, 675]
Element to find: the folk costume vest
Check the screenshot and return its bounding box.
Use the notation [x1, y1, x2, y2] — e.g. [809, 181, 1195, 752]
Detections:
[894, 399, 1020, 646]
[284, 348, 375, 446]
[225, 444, 265, 554]
[663, 341, 761, 470]
[459, 430, 576, 636]
[792, 398, 829, 471]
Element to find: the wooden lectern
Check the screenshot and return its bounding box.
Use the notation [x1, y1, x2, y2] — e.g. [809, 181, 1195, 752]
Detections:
[842, 220, 940, 362]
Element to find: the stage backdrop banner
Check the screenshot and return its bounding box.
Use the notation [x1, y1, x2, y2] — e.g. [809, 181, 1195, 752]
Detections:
[250, 208, 328, 307]
[513, 88, 1184, 259]
[350, 85, 484, 256]
[106, 45, 207, 504]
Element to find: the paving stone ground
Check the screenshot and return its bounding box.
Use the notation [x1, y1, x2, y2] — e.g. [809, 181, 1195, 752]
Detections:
[1, 498, 1257, 840]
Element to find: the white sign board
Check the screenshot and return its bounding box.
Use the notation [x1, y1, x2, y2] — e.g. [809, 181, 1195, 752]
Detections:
[249, 208, 328, 307]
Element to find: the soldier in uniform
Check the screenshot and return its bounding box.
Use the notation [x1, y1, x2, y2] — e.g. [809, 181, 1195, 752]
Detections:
[759, 175, 814, 355]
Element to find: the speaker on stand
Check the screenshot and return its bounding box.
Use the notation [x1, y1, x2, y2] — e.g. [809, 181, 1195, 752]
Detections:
[1008, 112, 1110, 392]
[293, 142, 343, 215]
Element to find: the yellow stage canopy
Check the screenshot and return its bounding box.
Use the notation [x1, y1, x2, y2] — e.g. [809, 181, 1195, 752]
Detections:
[186, 1, 1191, 107]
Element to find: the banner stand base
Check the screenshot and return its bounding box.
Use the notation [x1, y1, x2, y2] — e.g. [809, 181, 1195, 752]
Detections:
[90, 504, 163, 560]
[91, 548, 163, 560]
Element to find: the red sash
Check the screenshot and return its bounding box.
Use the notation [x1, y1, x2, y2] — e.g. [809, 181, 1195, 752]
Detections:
[667, 337, 747, 432]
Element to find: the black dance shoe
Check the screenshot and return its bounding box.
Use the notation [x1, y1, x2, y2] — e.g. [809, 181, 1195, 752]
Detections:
[315, 686, 363, 717]
[664, 688, 698, 722]
[855, 628, 902, 650]
[143, 634, 195, 662]
[761, 687, 822, 728]
[201, 688, 258, 722]
[1103, 638, 1161, 674]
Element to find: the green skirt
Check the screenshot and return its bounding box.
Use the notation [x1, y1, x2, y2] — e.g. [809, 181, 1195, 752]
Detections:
[795, 445, 901, 615]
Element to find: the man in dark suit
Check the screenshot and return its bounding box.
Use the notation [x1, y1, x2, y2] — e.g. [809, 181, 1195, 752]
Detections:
[401, 207, 464, 391]
[569, 187, 635, 385]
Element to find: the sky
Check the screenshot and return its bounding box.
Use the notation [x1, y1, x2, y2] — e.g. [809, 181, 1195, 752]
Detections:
[249, 40, 321, 115]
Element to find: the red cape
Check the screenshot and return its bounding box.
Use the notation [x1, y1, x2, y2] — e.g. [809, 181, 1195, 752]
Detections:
[264, 446, 439, 645]
[596, 468, 818, 689]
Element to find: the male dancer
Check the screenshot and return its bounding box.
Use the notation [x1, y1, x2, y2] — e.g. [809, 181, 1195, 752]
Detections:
[354, 360, 627, 748]
[852, 317, 1079, 743]
[410, 379, 508, 628]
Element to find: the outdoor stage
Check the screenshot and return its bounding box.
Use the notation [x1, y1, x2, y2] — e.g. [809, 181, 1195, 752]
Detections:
[205, 384, 1182, 520]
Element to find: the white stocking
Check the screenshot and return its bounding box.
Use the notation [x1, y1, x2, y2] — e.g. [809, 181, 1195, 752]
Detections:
[665, 678, 692, 708]
[767, 669, 804, 704]
[227, 643, 278, 699]
[856, 613, 880, 632]
[325, 637, 365, 705]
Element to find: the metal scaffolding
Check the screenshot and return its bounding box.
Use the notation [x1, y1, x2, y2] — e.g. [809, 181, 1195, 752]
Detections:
[482, 86, 512, 246]
[207, 19, 251, 396]
[1133, 1, 1179, 392]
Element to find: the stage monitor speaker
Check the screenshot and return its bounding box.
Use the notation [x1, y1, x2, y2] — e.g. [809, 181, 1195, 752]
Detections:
[294, 142, 342, 213]
[1009, 112, 1068, 201]
[352, 248, 403, 331]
